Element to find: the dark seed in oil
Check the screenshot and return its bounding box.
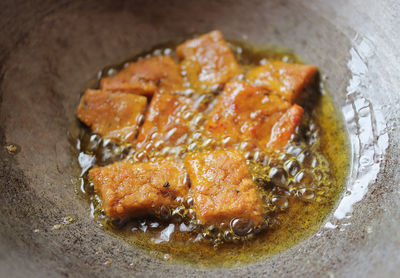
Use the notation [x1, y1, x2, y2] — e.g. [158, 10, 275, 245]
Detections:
[110, 218, 128, 228]
[160, 206, 170, 220]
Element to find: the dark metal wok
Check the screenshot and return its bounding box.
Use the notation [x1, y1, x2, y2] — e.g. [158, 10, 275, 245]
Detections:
[1, 0, 399, 277]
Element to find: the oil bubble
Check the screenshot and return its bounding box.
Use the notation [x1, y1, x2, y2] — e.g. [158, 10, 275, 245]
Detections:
[295, 170, 314, 189]
[231, 218, 253, 236]
[272, 196, 289, 210]
[284, 159, 301, 176]
[269, 167, 288, 188]
[298, 150, 317, 168]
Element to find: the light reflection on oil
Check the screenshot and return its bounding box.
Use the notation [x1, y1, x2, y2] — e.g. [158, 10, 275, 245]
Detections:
[330, 34, 388, 223]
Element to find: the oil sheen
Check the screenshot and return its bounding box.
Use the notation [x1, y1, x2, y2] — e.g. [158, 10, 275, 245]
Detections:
[73, 38, 349, 267]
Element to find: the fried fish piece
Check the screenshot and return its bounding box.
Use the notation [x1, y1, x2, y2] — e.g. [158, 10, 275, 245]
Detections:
[100, 56, 183, 95]
[184, 150, 265, 227]
[135, 92, 196, 152]
[205, 81, 303, 151]
[89, 161, 189, 219]
[267, 104, 304, 150]
[246, 61, 317, 103]
[77, 89, 147, 142]
[176, 30, 240, 91]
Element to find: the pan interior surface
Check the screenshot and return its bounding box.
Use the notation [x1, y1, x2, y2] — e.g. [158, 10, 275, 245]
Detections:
[0, 0, 399, 277]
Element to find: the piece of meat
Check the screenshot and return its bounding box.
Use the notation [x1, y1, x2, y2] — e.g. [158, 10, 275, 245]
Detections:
[77, 89, 147, 142]
[89, 161, 189, 219]
[135, 92, 195, 152]
[184, 150, 265, 227]
[246, 61, 318, 103]
[100, 56, 183, 95]
[205, 81, 302, 151]
[176, 30, 241, 91]
[267, 104, 303, 150]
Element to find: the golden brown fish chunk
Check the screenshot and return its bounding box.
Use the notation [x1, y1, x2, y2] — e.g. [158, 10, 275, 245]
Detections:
[100, 56, 183, 95]
[184, 150, 265, 227]
[267, 104, 304, 150]
[246, 61, 318, 103]
[176, 30, 241, 91]
[77, 89, 147, 142]
[205, 81, 303, 151]
[89, 161, 189, 219]
[136, 92, 195, 151]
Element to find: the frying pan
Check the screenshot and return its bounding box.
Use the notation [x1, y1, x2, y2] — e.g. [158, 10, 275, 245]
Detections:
[1, 0, 400, 277]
